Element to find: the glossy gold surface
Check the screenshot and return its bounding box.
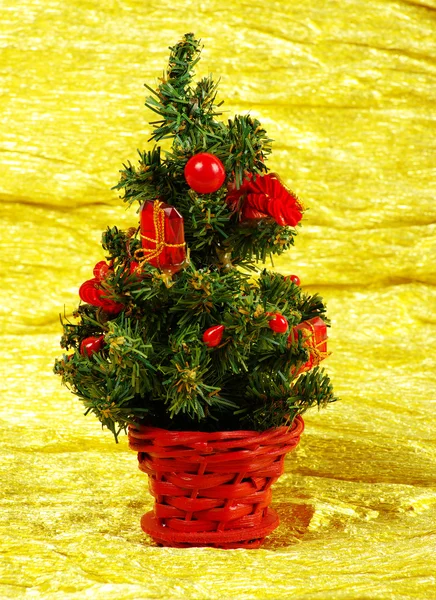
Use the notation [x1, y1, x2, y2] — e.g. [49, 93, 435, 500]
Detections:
[1, 1, 435, 598]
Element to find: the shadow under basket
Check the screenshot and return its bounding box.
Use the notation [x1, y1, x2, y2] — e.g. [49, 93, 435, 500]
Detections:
[128, 415, 304, 549]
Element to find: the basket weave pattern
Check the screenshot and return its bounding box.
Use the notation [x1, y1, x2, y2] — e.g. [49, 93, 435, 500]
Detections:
[128, 416, 304, 548]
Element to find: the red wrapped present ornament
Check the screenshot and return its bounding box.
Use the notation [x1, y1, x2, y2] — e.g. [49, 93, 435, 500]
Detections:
[288, 317, 329, 375]
[136, 200, 186, 274]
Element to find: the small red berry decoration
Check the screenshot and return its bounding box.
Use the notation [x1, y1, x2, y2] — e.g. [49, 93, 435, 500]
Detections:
[80, 335, 105, 357]
[93, 261, 110, 281]
[267, 313, 289, 334]
[184, 153, 226, 194]
[129, 261, 150, 280]
[286, 274, 301, 286]
[203, 324, 225, 347]
[130, 261, 140, 274]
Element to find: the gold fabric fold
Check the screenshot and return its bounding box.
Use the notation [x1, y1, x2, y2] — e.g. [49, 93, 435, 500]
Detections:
[1, 1, 435, 598]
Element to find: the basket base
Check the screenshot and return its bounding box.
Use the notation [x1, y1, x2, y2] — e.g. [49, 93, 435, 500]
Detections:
[141, 508, 280, 549]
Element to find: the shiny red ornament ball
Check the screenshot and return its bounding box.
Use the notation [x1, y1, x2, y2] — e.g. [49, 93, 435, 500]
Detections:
[267, 313, 289, 334]
[184, 153, 226, 194]
[203, 324, 225, 348]
[80, 335, 104, 357]
[286, 274, 301, 286]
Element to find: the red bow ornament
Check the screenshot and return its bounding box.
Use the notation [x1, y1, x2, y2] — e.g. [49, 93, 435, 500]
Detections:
[226, 173, 303, 227]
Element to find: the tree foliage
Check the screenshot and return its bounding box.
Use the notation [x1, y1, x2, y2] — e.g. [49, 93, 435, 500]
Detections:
[54, 34, 337, 441]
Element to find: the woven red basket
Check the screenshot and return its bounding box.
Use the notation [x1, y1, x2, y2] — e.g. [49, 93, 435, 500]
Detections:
[128, 415, 304, 549]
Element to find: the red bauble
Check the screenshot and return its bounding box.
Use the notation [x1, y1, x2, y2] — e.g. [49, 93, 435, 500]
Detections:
[139, 200, 186, 274]
[80, 335, 104, 357]
[286, 274, 301, 286]
[184, 153, 226, 194]
[267, 313, 289, 334]
[203, 324, 225, 347]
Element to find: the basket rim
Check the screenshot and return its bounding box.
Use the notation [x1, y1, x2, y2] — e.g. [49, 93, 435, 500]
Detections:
[128, 414, 304, 444]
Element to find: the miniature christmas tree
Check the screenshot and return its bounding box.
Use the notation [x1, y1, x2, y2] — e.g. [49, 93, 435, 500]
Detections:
[54, 33, 337, 442]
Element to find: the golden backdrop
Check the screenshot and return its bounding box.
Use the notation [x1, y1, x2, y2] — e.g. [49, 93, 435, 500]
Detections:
[1, 1, 435, 598]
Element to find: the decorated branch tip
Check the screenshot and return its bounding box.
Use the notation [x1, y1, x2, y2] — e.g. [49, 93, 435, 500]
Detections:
[54, 33, 337, 441]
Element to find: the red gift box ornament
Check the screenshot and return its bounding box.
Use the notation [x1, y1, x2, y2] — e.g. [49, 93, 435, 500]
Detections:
[136, 200, 186, 274]
[288, 317, 330, 375]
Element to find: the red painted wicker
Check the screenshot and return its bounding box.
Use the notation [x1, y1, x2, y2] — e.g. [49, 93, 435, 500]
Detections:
[128, 415, 304, 549]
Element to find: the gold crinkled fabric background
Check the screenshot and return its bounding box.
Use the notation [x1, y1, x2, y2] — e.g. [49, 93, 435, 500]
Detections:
[1, 1, 435, 598]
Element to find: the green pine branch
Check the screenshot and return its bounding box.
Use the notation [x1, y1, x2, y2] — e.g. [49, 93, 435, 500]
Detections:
[236, 367, 338, 430]
[54, 34, 338, 441]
